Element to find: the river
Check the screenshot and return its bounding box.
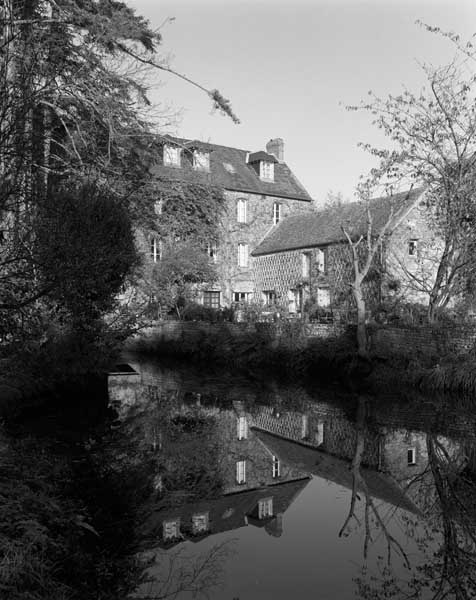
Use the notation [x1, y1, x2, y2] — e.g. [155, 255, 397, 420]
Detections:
[106, 355, 476, 600]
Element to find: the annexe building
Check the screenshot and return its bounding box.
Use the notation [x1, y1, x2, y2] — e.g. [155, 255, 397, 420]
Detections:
[147, 136, 313, 308]
[251, 188, 437, 315]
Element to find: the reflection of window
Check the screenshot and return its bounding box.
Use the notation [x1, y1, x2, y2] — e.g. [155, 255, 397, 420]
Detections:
[234, 291, 251, 303]
[408, 239, 418, 256]
[317, 287, 330, 307]
[163, 144, 181, 166]
[203, 291, 220, 309]
[263, 290, 276, 305]
[238, 243, 249, 267]
[237, 199, 247, 223]
[192, 513, 209, 534]
[273, 202, 281, 225]
[317, 248, 327, 273]
[150, 236, 160, 263]
[272, 456, 280, 478]
[301, 415, 309, 439]
[314, 420, 324, 445]
[258, 498, 273, 519]
[193, 150, 210, 171]
[260, 161, 274, 181]
[236, 460, 246, 484]
[407, 448, 417, 465]
[237, 416, 248, 440]
[163, 519, 180, 540]
[302, 252, 311, 277]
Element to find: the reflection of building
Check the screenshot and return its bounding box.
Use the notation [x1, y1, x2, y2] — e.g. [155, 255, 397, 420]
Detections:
[143, 477, 310, 549]
[139, 400, 311, 549]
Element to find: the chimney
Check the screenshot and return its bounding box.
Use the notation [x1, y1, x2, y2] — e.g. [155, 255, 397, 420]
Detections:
[266, 138, 284, 162]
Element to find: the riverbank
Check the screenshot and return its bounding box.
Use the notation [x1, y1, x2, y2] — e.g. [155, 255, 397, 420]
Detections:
[125, 319, 476, 394]
[0, 379, 149, 600]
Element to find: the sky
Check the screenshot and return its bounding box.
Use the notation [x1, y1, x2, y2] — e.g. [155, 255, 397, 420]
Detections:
[126, 0, 476, 205]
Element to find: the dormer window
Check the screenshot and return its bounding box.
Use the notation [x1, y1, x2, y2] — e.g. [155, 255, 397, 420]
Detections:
[163, 144, 181, 167]
[258, 498, 273, 519]
[193, 150, 210, 171]
[260, 161, 274, 181]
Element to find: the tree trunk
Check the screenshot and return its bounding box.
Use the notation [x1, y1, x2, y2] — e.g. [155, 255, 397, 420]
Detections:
[353, 279, 368, 358]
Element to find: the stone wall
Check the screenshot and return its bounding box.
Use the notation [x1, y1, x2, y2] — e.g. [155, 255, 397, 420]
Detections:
[370, 324, 476, 358]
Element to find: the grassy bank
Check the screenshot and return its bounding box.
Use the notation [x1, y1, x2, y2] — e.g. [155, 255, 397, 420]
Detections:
[130, 320, 476, 394]
[0, 381, 151, 600]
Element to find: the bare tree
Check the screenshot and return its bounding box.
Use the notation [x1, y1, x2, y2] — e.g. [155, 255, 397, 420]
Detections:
[341, 188, 419, 357]
[348, 27, 476, 321]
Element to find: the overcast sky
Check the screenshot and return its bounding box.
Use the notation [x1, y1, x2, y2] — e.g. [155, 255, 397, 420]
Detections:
[127, 0, 476, 205]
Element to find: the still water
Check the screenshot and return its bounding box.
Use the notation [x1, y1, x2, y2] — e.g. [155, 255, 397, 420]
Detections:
[109, 356, 476, 599]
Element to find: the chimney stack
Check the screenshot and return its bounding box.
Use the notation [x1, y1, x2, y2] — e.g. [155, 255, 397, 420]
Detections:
[266, 138, 284, 162]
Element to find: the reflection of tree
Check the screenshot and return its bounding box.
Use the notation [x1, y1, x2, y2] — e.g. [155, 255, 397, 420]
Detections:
[339, 397, 410, 567]
[355, 433, 476, 599]
[136, 540, 236, 600]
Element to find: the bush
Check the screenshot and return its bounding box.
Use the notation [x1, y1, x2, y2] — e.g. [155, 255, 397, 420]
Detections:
[181, 302, 233, 323]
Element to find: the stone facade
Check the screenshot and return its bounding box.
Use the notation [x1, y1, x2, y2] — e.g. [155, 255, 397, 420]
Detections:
[205, 189, 311, 306]
[141, 136, 313, 309]
[252, 189, 441, 315]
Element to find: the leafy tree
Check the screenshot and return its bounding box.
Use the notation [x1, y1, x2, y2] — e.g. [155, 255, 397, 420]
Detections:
[348, 34, 476, 322]
[144, 241, 218, 319]
[34, 182, 138, 330]
[0, 0, 237, 355]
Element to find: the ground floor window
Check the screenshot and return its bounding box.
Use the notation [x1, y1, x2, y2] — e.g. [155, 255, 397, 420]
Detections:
[263, 290, 277, 306]
[203, 291, 220, 309]
[234, 291, 251, 303]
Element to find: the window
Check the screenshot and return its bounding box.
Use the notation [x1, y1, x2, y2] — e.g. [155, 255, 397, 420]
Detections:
[263, 290, 276, 306]
[237, 198, 247, 223]
[163, 144, 181, 166]
[301, 415, 309, 439]
[236, 460, 246, 484]
[192, 513, 209, 534]
[272, 456, 280, 478]
[238, 243, 249, 267]
[408, 239, 418, 256]
[193, 150, 210, 171]
[317, 287, 330, 307]
[155, 199, 163, 215]
[407, 448, 417, 466]
[314, 420, 324, 445]
[206, 241, 218, 263]
[260, 161, 274, 181]
[234, 291, 251, 303]
[258, 498, 273, 519]
[150, 236, 160, 263]
[203, 291, 220, 309]
[317, 248, 327, 273]
[163, 519, 180, 541]
[273, 202, 281, 225]
[237, 416, 248, 440]
[302, 252, 311, 278]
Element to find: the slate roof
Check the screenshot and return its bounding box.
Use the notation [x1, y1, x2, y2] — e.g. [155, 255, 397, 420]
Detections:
[252, 187, 425, 256]
[138, 477, 310, 549]
[253, 429, 421, 515]
[150, 136, 312, 202]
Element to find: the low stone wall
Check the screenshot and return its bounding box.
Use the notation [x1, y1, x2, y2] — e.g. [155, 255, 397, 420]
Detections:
[370, 324, 476, 359]
[125, 319, 349, 352]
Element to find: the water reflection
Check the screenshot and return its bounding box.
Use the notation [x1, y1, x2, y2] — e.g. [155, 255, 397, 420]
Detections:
[109, 358, 476, 599]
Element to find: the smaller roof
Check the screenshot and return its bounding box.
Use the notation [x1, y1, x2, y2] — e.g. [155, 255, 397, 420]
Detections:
[248, 151, 278, 163]
[252, 188, 425, 256]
